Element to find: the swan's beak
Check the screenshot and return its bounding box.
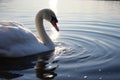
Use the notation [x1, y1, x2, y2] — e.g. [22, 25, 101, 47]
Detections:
[51, 20, 59, 31]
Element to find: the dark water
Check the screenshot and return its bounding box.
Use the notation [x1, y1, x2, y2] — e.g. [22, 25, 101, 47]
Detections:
[0, 0, 120, 80]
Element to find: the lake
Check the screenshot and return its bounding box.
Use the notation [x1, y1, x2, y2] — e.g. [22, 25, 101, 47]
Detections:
[0, 0, 120, 80]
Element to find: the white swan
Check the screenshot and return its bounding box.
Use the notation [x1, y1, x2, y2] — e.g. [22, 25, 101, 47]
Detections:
[0, 9, 59, 57]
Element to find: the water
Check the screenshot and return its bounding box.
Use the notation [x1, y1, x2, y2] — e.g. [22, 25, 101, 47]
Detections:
[0, 0, 120, 80]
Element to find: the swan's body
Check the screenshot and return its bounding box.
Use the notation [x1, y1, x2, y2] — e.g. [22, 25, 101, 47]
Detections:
[0, 9, 59, 57]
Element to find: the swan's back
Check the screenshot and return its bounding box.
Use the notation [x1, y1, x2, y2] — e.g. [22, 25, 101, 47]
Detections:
[0, 21, 49, 57]
[0, 22, 36, 46]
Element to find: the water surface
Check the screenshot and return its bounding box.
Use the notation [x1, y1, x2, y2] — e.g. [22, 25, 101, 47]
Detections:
[0, 0, 120, 80]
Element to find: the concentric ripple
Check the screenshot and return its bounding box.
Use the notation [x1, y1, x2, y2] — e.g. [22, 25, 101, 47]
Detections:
[53, 20, 120, 80]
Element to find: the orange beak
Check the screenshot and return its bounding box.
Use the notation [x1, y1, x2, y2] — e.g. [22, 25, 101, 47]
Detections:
[51, 20, 59, 31]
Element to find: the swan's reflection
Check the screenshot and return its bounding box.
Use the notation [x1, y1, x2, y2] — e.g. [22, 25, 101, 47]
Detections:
[35, 53, 58, 79]
[0, 55, 38, 79]
[0, 51, 58, 80]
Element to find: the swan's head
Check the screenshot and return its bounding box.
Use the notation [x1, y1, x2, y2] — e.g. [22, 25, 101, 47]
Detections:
[38, 9, 59, 31]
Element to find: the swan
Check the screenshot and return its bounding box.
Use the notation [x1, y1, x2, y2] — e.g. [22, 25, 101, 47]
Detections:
[0, 9, 59, 57]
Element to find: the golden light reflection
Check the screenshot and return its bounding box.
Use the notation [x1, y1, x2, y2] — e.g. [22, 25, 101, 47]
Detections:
[49, 0, 58, 13]
[50, 27, 59, 41]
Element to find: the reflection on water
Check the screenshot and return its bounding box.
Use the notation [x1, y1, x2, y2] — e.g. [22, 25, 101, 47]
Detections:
[49, 0, 58, 13]
[0, 71, 22, 79]
[0, 51, 58, 80]
[0, 0, 120, 80]
[35, 58, 57, 79]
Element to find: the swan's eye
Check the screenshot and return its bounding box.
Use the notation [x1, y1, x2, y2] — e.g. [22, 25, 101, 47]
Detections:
[51, 15, 58, 23]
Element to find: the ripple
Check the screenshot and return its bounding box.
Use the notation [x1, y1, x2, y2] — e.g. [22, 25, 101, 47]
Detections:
[54, 20, 120, 78]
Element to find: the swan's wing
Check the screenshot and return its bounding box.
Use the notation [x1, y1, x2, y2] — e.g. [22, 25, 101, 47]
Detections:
[0, 21, 38, 48]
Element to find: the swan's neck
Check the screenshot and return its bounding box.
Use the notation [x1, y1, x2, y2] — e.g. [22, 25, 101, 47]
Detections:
[35, 16, 54, 49]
